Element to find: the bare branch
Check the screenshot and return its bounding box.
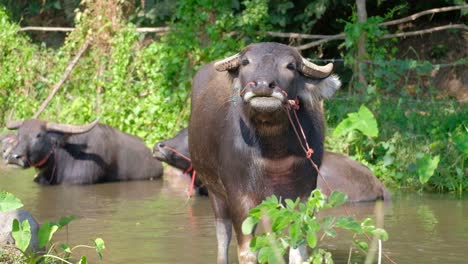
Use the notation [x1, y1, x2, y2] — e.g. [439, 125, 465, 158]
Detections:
[265, 31, 336, 40]
[19, 26, 74, 32]
[33, 38, 91, 119]
[135, 27, 170, 33]
[381, 4, 468, 26]
[296, 23, 467, 50]
[380, 24, 468, 39]
[295, 34, 345, 50]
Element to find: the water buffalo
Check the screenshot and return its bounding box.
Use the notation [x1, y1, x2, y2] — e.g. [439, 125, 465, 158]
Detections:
[188, 42, 341, 263]
[153, 128, 208, 196]
[6, 119, 163, 184]
[1, 133, 18, 165]
[153, 128, 389, 201]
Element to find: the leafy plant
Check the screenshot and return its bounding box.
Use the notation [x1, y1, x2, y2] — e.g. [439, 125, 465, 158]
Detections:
[0, 191, 105, 264]
[242, 190, 388, 263]
[415, 154, 440, 186]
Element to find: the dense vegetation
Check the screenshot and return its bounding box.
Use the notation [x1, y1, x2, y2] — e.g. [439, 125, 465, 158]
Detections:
[0, 0, 466, 194]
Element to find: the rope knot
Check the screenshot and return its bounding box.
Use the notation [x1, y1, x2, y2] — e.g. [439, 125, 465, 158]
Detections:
[306, 148, 314, 159]
[288, 98, 300, 110]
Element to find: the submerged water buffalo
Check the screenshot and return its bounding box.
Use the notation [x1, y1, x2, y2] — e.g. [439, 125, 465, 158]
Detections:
[154, 127, 389, 201]
[153, 128, 208, 196]
[6, 119, 163, 184]
[1, 133, 18, 165]
[189, 42, 341, 263]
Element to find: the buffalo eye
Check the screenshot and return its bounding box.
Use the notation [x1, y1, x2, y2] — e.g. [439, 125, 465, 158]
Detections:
[286, 62, 296, 70]
[241, 59, 250, 66]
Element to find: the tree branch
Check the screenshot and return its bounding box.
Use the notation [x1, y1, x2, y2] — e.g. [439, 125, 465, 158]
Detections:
[380, 24, 468, 39]
[33, 38, 91, 119]
[380, 4, 468, 26]
[296, 23, 468, 50]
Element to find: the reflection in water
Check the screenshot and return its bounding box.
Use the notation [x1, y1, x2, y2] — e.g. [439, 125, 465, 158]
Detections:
[1, 167, 467, 263]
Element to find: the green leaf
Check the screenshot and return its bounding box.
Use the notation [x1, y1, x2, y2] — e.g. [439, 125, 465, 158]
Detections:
[0, 192, 23, 212]
[333, 105, 379, 138]
[12, 219, 31, 252]
[38, 222, 60, 248]
[306, 229, 317, 248]
[354, 239, 368, 252]
[242, 216, 258, 235]
[372, 228, 389, 241]
[58, 215, 76, 227]
[328, 191, 348, 207]
[94, 238, 105, 260]
[257, 247, 272, 264]
[335, 216, 362, 233]
[416, 154, 440, 184]
[61, 244, 72, 253]
[289, 222, 301, 248]
[453, 133, 468, 154]
[77, 256, 87, 264]
[272, 215, 291, 233]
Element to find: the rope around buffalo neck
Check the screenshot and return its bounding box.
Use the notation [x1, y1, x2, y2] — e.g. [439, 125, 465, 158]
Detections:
[161, 145, 197, 197]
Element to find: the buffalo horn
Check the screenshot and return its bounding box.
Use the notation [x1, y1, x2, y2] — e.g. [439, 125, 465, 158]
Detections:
[214, 53, 241, 72]
[45, 118, 100, 134]
[5, 120, 24, 130]
[300, 58, 333, 78]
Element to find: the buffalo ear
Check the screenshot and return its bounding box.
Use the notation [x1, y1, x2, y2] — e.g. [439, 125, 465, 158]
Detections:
[308, 74, 341, 99]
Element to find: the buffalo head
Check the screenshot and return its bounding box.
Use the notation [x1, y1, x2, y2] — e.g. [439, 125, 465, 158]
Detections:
[214, 42, 340, 135]
[153, 128, 191, 172]
[6, 119, 99, 168]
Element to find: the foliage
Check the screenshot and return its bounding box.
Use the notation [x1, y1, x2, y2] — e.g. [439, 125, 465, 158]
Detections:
[0, 192, 105, 264]
[0, 191, 23, 212]
[325, 97, 467, 193]
[242, 190, 388, 263]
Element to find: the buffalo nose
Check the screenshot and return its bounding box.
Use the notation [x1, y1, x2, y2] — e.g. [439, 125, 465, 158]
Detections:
[252, 80, 277, 96]
[12, 154, 22, 159]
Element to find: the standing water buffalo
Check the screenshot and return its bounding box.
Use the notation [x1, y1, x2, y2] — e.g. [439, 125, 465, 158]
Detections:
[6, 119, 163, 184]
[154, 127, 390, 201]
[189, 42, 341, 263]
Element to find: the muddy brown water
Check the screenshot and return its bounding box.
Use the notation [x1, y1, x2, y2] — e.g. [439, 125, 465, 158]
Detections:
[1, 166, 467, 264]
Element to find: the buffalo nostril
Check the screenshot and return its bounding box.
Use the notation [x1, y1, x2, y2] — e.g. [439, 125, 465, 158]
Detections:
[157, 143, 165, 149]
[269, 82, 277, 89]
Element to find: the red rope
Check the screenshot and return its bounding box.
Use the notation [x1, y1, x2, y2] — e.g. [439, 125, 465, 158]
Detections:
[162, 145, 197, 198]
[282, 92, 397, 264]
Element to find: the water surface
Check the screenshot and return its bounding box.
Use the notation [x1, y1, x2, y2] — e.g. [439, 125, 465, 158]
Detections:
[1, 166, 467, 263]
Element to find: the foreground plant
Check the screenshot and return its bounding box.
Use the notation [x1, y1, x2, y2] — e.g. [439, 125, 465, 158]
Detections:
[242, 189, 388, 263]
[0, 191, 105, 264]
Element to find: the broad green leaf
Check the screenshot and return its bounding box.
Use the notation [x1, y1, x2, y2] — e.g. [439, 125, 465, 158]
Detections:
[0, 191, 23, 212]
[242, 216, 257, 235]
[58, 215, 76, 227]
[94, 238, 105, 260]
[12, 219, 31, 252]
[416, 154, 440, 184]
[38, 222, 60, 248]
[335, 216, 362, 233]
[333, 105, 379, 138]
[328, 191, 348, 207]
